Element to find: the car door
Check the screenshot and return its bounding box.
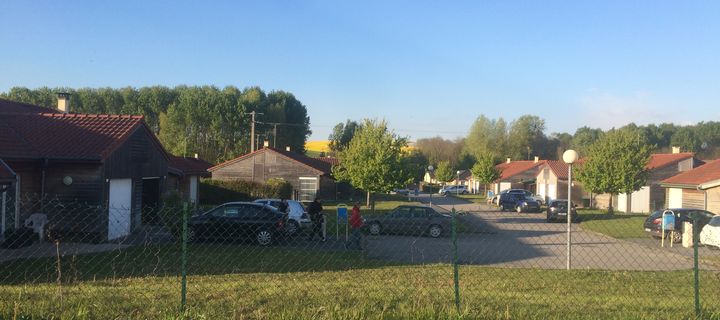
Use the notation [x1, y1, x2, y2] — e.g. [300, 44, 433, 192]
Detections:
[388, 206, 412, 235]
[411, 207, 431, 235]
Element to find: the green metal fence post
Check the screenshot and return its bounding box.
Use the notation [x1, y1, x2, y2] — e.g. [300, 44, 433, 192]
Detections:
[452, 207, 460, 314]
[181, 202, 188, 315]
[692, 214, 700, 319]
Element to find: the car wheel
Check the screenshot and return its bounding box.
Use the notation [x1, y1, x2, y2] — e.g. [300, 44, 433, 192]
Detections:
[285, 220, 300, 236]
[428, 225, 443, 238]
[516, 206, 523, 213]
[256, 229, 273, 246]
[369, 223, 382, 235]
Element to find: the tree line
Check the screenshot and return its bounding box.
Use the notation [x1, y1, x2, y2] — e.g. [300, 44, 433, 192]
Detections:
[1, 86, 311, 164]
[414, 114, 720, 173]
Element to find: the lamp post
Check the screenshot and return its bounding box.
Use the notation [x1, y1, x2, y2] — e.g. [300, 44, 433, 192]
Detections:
[456, 170, 461, 196]
[562, 149, 579, 270]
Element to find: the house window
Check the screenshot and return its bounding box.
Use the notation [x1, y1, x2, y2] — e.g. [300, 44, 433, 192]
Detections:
[299, 177, 318, 202]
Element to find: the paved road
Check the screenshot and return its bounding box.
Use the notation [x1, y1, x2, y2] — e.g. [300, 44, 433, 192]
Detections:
[365, 194, 719, 271]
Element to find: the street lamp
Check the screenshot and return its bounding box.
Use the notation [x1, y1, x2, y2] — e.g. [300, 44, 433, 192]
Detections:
[563, 149, 579, 270]
[456, 170, 461, 196]
[427, 165, 434, 207]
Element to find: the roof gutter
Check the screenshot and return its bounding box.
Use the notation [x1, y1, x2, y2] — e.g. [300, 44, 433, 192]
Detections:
[698, 179, 720, 191]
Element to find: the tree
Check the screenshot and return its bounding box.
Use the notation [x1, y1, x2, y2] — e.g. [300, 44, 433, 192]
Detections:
[670, 126, 700, 153]
[328, 120, 360, 154]
[332, 119, 411, 208]
[575, 129, 652, 213]
[471, 154, 501, 195]
[507, 115, 549, 160]
[434, 160, 455, 185]
[401, 150, 429, 183]
[463, 115, 508, 162]
[571, 126, 604, 157]
[415, 136, 464, 167]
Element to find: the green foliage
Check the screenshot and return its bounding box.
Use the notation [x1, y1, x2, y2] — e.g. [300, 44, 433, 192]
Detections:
[199, 179, 293, 205]
[0, 86, 311, 164]
[328, 119, 360, 154]
[332, 119, 412, 195]
[471, 154, 501, 184]
[434, 160, 455, 183]
[159, 190, 185, 241]
[400, 150, 429, 183]
[463, 115, 508, 162]
[575, 129, 652, 208]
[571, 126, 604, 157]
[415, 136, 465, 168]
[508, 115, 550, 160]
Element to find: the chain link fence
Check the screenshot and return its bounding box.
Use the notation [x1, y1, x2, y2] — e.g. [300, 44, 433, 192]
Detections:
[1, 193, 719, 319]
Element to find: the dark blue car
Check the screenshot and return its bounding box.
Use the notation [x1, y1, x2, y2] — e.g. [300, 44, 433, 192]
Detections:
[499, 193, 541, 213]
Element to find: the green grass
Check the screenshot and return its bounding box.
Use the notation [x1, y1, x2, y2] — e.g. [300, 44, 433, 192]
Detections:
[1, 245, 719, 319]
[454, 194, 487, 203]
[578, 209, 649, 239]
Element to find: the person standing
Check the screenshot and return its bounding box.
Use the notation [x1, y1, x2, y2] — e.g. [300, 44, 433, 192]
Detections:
[347, 202, 364, 250]
[307, 198, 324, 241]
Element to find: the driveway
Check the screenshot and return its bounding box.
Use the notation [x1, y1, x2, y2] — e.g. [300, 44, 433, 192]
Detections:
[365, 195, 719, 271]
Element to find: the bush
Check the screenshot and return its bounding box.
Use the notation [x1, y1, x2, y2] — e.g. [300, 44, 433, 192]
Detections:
[160, 190, 185, 241]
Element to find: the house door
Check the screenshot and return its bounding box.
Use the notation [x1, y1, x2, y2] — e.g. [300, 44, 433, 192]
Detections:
[109, 178, 132, 240]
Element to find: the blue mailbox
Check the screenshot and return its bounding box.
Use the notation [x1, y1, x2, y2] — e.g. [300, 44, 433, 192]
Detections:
[662, 211, 675, 231]
[337, 206, 348, 224]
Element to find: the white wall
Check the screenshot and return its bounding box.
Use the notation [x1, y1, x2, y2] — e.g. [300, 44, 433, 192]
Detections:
[668, 188, 683, 208]
[630, 187, 650, 213]
[618, 193, 628, 212]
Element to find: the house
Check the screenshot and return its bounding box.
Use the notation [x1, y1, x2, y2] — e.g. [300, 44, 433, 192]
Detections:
[423, 171, 438, 184]
[451, 169, 472, 188]
[209, 146, 336, 201]
[167, 155, 213, 204]
[0, 97, 171, 241]
[535, 160, 585, 206]
[491, 157, 546, 194]
[660, 159, 720, 213]
[616, 149, 696, 213]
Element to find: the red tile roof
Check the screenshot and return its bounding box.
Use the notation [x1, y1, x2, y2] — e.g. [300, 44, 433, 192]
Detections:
[210, 147, 332, 174]
[495, 160, 546, 182]
[0, 98, 59, 114]
[169, 156, 213, 177]
[315, 156, 340, 166]
[661, 159, 720, 187]
[647, 153, 694, 170]
[0, 158, 16, 184]
[0, 113, 147, 160]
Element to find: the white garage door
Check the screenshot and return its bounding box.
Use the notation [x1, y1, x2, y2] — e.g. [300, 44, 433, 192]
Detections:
[631, 187, 650, 213]
[108, 179, 132, 240]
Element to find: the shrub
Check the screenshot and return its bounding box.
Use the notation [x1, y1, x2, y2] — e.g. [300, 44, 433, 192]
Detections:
[199, 179, 294, 205]
[159, 190, 185, 241]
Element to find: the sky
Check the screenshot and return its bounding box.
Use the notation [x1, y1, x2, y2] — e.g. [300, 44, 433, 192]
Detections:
[1, 1, 719, 142]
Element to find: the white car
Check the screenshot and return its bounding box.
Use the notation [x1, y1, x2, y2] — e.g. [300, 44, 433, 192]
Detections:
[438, 185, 468, 196]
[253, 199, 311, 235]
[700, 215, 720, 249]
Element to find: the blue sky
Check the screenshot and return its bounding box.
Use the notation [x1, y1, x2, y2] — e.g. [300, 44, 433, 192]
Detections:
[1, 1, 718, 141]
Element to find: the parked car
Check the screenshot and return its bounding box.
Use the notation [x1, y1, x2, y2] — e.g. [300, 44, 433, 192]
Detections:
[493, 189, 543, 205]
[392, 188, 411, 195]
[498, 193, 541, 212]
[700, 216, 720, 249]
[366, 205, 451, 238]
[439, 185, 468, 196]
[546, 199, 577, 222]
[643, 208, 715, 243]
[188, 202, 286, 246]
[253, 199, 310, 235]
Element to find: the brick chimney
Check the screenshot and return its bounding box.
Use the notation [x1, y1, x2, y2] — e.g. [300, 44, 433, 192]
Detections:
[263, 141, 269, 148]
[57, 92, 71, 113]
[672, 146, 681, 154]
[506, 158, 511, 164]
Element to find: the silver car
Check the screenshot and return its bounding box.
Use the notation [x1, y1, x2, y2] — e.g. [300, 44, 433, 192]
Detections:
[253, 199, 311, 235]
[366, 205, 451, 238]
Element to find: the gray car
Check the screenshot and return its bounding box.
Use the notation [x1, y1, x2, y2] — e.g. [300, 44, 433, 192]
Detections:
[366, 205, 451, 238]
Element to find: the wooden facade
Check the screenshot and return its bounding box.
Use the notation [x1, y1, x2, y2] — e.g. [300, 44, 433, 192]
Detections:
[210, 147, 335, 201]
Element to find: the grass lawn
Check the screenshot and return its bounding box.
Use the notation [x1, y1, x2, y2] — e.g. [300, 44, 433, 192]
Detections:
[578, 209, 649, 239]
[1, 244, 719, 319]
[454, 194, 487, 204]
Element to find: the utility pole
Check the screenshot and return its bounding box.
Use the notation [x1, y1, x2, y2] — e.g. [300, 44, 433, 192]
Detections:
[273, 123, 278, 148]
[245, 111, 264, 152]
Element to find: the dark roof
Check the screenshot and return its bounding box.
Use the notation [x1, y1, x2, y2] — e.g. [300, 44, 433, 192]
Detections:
[315, 156, 339, 166]
[169, 156, 213, 177]
[210, 147, 332, 174]
[0, 98, 59, 114]
[0, 158, 16, 184]
[661, 159, 720, 188]
[0, 112, 154, 161]
[495, 160, 546, 182]
[647, 153, 694, 170]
